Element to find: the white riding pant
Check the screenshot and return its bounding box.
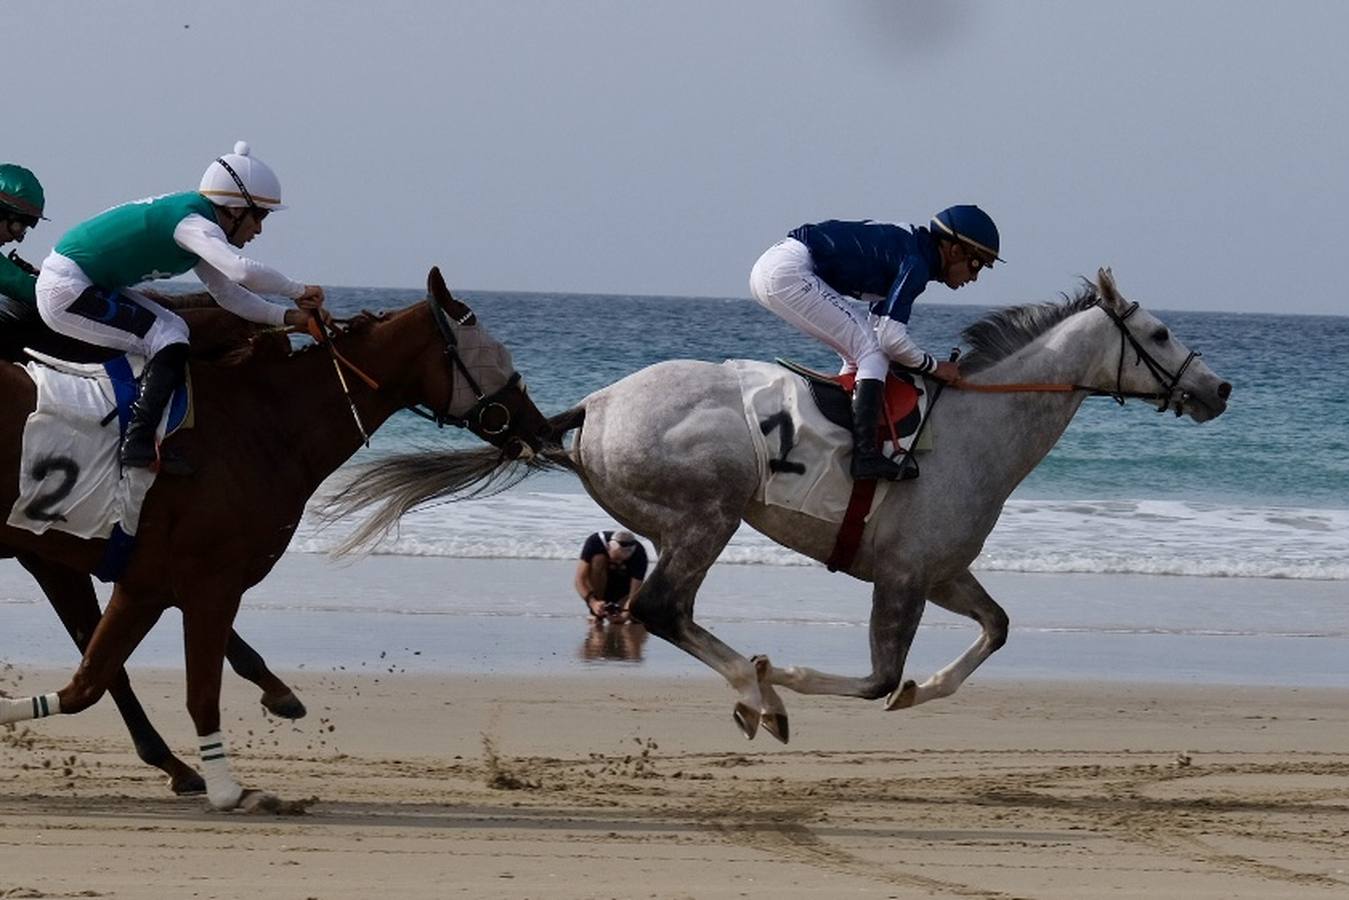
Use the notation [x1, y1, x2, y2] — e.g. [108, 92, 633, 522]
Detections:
[749, 238, 889, 382]
[35, 252, 189, 358]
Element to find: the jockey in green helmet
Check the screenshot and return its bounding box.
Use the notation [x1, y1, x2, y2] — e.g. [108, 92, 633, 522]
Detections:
[0, 164, 47, 326]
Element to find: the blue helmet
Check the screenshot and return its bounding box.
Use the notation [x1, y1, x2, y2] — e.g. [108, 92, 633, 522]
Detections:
[930, 204, 1002, 263]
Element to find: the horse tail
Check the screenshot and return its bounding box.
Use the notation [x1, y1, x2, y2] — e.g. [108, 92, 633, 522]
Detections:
[322, 403, 587, 555]
[542, 404, 585, 471]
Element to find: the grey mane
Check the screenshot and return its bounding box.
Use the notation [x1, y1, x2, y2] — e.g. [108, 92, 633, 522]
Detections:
[958, 284, 1100, 374]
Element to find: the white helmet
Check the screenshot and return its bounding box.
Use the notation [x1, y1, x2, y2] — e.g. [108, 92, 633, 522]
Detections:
[198, 140, 287, 211]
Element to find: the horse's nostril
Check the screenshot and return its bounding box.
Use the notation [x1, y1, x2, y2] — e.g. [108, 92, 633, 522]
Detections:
[1217, 382, 1232, 400]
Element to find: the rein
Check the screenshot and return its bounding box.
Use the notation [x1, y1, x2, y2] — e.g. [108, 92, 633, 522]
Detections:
[951, 300, 1199, 412]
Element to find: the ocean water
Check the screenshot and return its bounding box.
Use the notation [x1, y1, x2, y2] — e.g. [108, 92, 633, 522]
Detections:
[292, 286, 1349, 583]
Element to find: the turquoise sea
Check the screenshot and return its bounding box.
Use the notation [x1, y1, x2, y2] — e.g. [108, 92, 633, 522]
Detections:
[292, 285, 1348, 582]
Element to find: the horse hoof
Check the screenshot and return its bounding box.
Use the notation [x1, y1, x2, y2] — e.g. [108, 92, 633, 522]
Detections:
[761, 712, 790, 744]
[239, 789, 282, 814]
[732, 702, 760, 740]
[239, 790, 317, 816]
[170, 771, 206, 796]
[262, 691, 307, 720]
[885, 680, 918, 710]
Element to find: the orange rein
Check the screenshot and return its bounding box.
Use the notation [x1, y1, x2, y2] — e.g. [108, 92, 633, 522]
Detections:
[948, 380, 1083, 394]
[304, 316, 381, 391]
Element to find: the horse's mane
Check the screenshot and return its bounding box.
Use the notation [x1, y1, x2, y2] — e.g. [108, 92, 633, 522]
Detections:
[958, 283, 1100, 374]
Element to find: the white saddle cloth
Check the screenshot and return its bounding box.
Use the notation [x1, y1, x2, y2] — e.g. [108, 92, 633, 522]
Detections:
[5, 354, 160, 540]
[726, 360, 930, 524]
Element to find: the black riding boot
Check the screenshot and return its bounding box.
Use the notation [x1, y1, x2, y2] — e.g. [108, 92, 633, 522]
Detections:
[122, 343, 191, 474]
[849, 378, 903, 481]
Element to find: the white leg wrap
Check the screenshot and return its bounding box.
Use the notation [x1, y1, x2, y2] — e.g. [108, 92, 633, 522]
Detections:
[0, 693, 60, 725]
[199, 731, 244, 810]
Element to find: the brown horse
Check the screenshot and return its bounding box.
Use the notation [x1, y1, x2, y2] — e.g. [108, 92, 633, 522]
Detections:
[0, 268, 551, 809]
[1, 302, 306, 795]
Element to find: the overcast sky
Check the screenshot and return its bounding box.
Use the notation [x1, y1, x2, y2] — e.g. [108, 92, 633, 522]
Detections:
[9, 1, 1346, 314]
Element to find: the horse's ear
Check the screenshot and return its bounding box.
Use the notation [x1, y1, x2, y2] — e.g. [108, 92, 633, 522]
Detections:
[426, 266, 476, 325]
[427, 266, 451, 304]
[1095, 267, 1123, 311]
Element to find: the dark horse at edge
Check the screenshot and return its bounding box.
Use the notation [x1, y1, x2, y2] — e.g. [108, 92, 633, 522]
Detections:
[0, 295, 307, 794]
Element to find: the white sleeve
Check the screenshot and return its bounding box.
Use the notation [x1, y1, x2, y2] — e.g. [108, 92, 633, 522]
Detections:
[875, 317, 937, 373]
[192, 260, 289, 326]
[173, 214, 307, 299]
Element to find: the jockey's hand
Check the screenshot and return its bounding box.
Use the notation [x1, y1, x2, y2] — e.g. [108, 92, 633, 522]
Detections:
[294, 284, 326, 310]
[933, 360, 962, 383]
[283, 307, 333, 329]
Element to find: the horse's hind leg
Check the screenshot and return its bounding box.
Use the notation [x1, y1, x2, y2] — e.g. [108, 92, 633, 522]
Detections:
[760, 571, 927, 704]
[18, 554, 205, 794]
[634, 526, 790, 743]
[225, 632, 307, 720]
[887, 568, 1008, 710]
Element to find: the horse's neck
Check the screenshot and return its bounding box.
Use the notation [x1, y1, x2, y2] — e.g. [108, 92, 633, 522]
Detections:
[276, 311, 432, 481]
[975, 308, 1115, 389]
[954, 310, 1112, 483]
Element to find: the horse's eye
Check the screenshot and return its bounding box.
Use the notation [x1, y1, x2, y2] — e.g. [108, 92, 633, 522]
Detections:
[1152, 327, 1170, 342]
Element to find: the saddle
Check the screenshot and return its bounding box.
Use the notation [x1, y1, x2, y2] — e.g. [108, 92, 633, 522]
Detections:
[6, 351, 194, 582]
[774, 358, 925, 446]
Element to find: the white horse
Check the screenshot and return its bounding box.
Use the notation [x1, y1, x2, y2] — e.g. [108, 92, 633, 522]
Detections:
[328, 270, 1231, 742]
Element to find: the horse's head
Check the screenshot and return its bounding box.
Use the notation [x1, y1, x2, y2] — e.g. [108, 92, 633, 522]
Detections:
[410, 267, 553, 458]
[1092, 268, 1231, 422]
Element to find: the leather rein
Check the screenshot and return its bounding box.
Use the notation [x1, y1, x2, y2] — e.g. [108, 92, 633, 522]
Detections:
[951, 300, 1201, 413]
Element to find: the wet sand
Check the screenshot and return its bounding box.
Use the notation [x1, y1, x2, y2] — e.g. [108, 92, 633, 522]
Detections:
[0, 669, 1345, 899]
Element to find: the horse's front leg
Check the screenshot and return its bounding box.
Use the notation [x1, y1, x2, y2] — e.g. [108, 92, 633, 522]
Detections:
[19, 554, 205, 794]
[0, 584, 165, 730]
[225, 631, 306, 720]
[183, 587, 277, 811]
[886, 569, 1008, 709]
[761, 575, 926, 705]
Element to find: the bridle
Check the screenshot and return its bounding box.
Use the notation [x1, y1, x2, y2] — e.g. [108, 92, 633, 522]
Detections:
[403, 296, 523, 436]
[1096, 300, 1201, 413]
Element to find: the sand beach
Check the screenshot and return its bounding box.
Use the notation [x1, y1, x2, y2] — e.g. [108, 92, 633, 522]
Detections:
[0, 552, 1345, 899]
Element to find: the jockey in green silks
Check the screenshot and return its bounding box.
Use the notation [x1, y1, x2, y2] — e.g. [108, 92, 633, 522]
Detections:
[35, 141, 328, 473]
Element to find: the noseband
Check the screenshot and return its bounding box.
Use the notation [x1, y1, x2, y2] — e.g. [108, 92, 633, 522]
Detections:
[1097, 300, 1201, 413]
[404, 296, 523, 437]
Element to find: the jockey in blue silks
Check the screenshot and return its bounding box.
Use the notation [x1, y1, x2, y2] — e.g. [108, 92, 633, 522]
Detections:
[750, 204, 1001, 481]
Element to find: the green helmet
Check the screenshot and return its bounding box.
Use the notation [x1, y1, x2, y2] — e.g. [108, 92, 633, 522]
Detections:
[0, 164, 46, 224]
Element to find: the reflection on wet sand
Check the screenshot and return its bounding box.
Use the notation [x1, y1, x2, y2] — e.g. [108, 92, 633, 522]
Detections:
[580, 623, 649, 662]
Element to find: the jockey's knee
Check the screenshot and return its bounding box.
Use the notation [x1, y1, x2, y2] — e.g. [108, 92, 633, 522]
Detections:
[147, 323, 190, 357]
[855, 347, 889, 382]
